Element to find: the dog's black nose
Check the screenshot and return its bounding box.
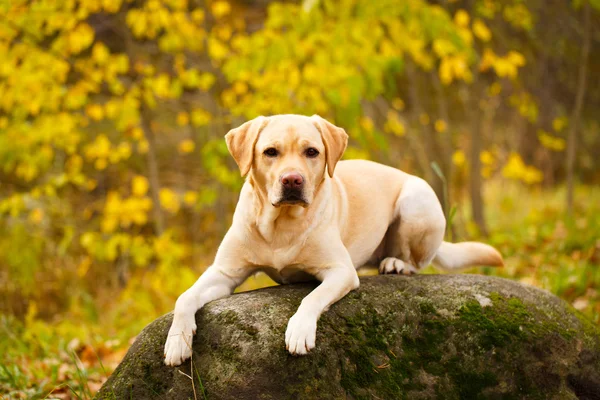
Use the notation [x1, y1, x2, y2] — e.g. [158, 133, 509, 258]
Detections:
[281, 172, 304, 190]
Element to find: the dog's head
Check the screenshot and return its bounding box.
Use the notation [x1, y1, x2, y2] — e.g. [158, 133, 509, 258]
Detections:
[225, 114, 348, 207]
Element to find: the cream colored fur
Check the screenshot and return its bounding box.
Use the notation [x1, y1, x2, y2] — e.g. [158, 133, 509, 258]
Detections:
[164, 114, 503, 366]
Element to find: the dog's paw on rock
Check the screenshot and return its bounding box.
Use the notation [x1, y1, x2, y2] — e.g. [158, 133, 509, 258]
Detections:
[285, 311, 317, 355]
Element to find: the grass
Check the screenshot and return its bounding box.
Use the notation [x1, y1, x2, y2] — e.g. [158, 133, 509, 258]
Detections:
[478, 182, 599, 324]
[1, 182, 599, 399]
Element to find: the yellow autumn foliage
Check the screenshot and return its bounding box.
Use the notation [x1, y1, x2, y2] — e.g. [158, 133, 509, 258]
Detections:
[178, 139, 196, 154]
[211, 1, 231, 18]
[132, 175, 150, 197]
[434, 119, 448, 133]
[473, 19, 492, 42]
[159, 188, 181, 214]
[538, 130, 566, 152]
[502, 153, 543, 184]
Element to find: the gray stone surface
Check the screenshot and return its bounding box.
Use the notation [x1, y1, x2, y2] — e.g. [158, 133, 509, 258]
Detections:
[96, 274, 600, 400]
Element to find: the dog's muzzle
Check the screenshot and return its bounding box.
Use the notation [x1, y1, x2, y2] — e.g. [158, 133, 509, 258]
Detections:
[274, 187, 308, 207]
[274, 172, 308, 207]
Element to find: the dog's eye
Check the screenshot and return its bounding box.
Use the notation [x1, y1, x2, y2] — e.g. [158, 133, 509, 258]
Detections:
[264, 148, 278, 157]
[305, 148, 319, 158]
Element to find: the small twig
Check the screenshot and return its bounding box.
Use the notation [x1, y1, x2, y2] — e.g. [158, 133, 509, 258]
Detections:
[190, 357, 197, 400]
[177, 370, 193, 380]
[183, 333, 197, 400]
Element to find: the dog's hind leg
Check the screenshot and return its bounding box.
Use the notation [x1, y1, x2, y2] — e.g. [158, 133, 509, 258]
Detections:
[379, 177, 445, 275]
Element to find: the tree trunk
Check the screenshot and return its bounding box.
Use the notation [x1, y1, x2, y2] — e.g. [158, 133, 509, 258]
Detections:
[470, 110, 488, 237]
[466, 85, 488, 237]
[122, 25, 165, 239]
[405, 62, 445, 206]
[141, 107, 165, 237]
[431, 71, 454, 227]
[566, 0, 591, 216]
[431, 71, 453, 181]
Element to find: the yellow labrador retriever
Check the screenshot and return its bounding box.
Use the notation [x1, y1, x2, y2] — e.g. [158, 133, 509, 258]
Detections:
[164, 114, 503, 366]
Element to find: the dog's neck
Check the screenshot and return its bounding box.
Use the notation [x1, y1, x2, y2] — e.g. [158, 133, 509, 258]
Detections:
[247, 174, 331, 243]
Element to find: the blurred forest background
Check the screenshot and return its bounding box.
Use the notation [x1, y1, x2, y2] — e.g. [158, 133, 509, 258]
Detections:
[1, 0, 599, 398]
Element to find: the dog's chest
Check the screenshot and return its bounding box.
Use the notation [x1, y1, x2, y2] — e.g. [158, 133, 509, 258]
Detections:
[251, 241, 304, 271]
[260, 264, 313, 284]
[246, 205, 316, 273]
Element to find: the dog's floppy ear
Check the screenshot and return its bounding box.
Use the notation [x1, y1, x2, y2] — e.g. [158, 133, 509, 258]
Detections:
[225, 116, 269, 177]
[311, 115, 348, 177]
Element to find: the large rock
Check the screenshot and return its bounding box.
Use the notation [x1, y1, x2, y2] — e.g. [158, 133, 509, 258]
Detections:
[96, 275, 600, 399]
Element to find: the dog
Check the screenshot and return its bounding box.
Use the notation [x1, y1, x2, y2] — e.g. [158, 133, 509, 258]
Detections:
[164, 114, 503, 366]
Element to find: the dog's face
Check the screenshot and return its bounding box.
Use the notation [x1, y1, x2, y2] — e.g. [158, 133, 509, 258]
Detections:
[254, 116, 325, 207]
[225, 114, 348, 207]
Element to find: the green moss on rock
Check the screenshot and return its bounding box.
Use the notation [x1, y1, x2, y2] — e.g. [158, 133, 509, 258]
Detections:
[96, 275, 600, 400]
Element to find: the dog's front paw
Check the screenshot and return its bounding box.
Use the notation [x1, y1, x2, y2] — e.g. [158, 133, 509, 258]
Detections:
[164, 316, 197, 366]
[285, 312, 317, 356]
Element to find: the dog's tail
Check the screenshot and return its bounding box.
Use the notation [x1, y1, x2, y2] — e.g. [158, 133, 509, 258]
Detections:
[432, 241, 503, 271]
